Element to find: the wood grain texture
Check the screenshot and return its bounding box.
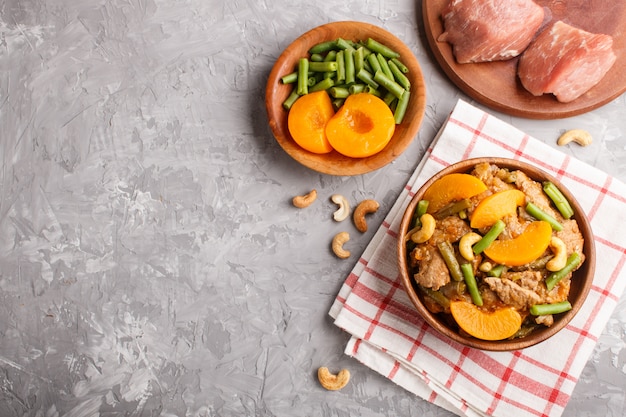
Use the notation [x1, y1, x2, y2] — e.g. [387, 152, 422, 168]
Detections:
[423, 0, 626, 119]
[265, 21, 427, 176]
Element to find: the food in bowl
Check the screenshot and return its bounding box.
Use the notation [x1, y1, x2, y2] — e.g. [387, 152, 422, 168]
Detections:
[403, 161, 586, 341]
[280, 37, 412, 157]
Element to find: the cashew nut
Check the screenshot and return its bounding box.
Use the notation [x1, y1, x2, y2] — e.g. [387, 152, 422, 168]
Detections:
[332, 231, 351, 259]
[479, 261, 493, 273]
[546, 236, 567, 272]
[353, 199, 379, 233]
[557, 129, 592, 147]
[459, 232, 483, 261]
[410, 213, 436, 243]
[330, 194, 350, 222]
[292, 189, 317, 208]
[318, 367, 350, 391]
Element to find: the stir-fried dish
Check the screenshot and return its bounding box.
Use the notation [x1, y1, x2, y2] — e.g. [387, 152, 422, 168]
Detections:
[405, 162, 586, 341]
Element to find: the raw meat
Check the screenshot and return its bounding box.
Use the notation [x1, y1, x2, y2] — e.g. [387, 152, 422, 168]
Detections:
[438, 0, 545, 64]
[518, 21, 617, 103]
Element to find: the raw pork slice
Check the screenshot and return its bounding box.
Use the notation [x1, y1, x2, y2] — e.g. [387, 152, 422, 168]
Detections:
[518, 21, 617, 103]
[438, 0, 545, 64]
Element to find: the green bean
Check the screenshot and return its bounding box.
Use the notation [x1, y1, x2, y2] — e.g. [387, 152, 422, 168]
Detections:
[297, 58, 309, 95]
[366, 53, 382, 74]
[461, 263, 483, 306]
[282, 90, 300, 110]
[438, 241, 464, 282]
[411, 200, 429, 228]
[419, 286, 451, 309]
[382, 91, 396, 106]
[434, 198, 471, 220]
[530, 301, 572, 316]
[376, 53, 394, 80]
[365, 37, 400, 58]
[332, 98, 344, 110]
[355, 46, 366, 74]
[349, 84, 366, 94]
[329, 86, 350, 98]
[543, 181, 574, 219]
[309, 77, 334, 93]
[281, 72, 298, 84]
[525, 202, 563, 231]
[344, 48, 355, 85]
[373, 70, 405, 99]
[308, 61, 338, 72]
[388, 59, 411, 91]
[336, 37, 355, 52]
[473, 219, 505, 254]
[356, 68, 379, 90]
[391, 57, 409, 73]
[336, 50, 345, 83]
[487, 264, 506, 277]
[310, 53, 325, 62]
[545, 252, 581, 291]
[366, 85, 381, 97]
[308, 40, 337, 54]
[394, 90, 410, 123]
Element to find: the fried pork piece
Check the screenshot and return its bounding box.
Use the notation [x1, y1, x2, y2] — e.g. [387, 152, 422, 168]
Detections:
[438, 0, 545, 64]
[518, 21, 617, 103]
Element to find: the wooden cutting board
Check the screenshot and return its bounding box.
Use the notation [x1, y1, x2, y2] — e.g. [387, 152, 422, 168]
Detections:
[423, 0, 626, 119]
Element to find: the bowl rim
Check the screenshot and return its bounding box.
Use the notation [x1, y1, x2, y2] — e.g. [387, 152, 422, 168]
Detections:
[396, 157, 596, 351]
[265, 20, 427, 176]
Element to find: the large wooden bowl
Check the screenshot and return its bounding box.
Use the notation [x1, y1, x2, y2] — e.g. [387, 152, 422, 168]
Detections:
[265, 21, 427, 176]
[397, 158, 596, 351]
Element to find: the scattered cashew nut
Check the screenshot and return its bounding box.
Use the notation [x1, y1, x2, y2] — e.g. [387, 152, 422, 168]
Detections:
[330, 194, 350, 222]
[459, 232, 483, 261]
[410, 213, 436, 243]
[292, 189, 317, 208]
[318, 367, 350, 391]
[353, 199, 379, 233]
[332, 231, 351, 259]
[557, 129, 592, 147]
[546, 236, 567, 272]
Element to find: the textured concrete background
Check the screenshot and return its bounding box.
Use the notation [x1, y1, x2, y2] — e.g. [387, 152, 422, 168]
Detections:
[1, 0, 625, 416]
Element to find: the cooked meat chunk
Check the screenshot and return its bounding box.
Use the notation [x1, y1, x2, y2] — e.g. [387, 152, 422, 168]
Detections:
[438, 0, 545, 63]
[484, 277, 542, 310]
[518, 21, 617, 103]
[411, 245, 450, 290]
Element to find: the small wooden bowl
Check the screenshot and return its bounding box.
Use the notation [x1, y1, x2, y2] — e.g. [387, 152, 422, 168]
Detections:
[265, 21, 427, 176]
[396, 158, 596, 351]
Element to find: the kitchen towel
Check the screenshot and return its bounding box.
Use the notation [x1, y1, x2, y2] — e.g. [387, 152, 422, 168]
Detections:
[329, 99, 626, 417]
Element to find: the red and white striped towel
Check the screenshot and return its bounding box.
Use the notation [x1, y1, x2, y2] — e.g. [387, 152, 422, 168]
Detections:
[329, 99, 626, 417]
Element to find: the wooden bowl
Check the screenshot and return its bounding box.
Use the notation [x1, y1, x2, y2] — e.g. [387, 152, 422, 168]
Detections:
[265, 21, 427, 176]
[396, 158, 596, 351]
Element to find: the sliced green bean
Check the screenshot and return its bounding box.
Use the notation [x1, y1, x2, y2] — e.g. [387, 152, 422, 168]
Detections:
[419, 285, 451, 309]
[388, 59, 411, 91]
[473, 220, 505, 254]
[336, 37, 355, 52]
[281, 72, 298, 84]
[525, 202, 563, 231]
[332, 98, 344, 110]
[365, 37, 400, 58]
[309, 77, 334, 93]
[543, 181, 574, 219]
[391, 57, 409, 73]
[282, 90, 300, 110]
[461, 263, 483, 306]
[308, 40, 337, 54]
[349, 84, 366, 94]
[344, 48, 355, 85]
[329, 86, 350, 98]
[366, 53, 382, 74]
[310, 53, 325, 62]
[376, 53, 394, 80]
[487, 264, 507, 277]
[354, 46, 366, 74]
[382, 91, 396, 106]
[296, 58, 309, 95]
[336, 50, 345, 83]
[545, 252, 581, 291]
[434, 198, 471, 220]
[411, 199, 430, 228]
[366, 85, 381, 97]
[373, 70, 405, 99]
[438, 241, 464, 282]
[308, 61, 338, 72]
[530, 301, 572, 316]
[356, 68, 379, 90]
